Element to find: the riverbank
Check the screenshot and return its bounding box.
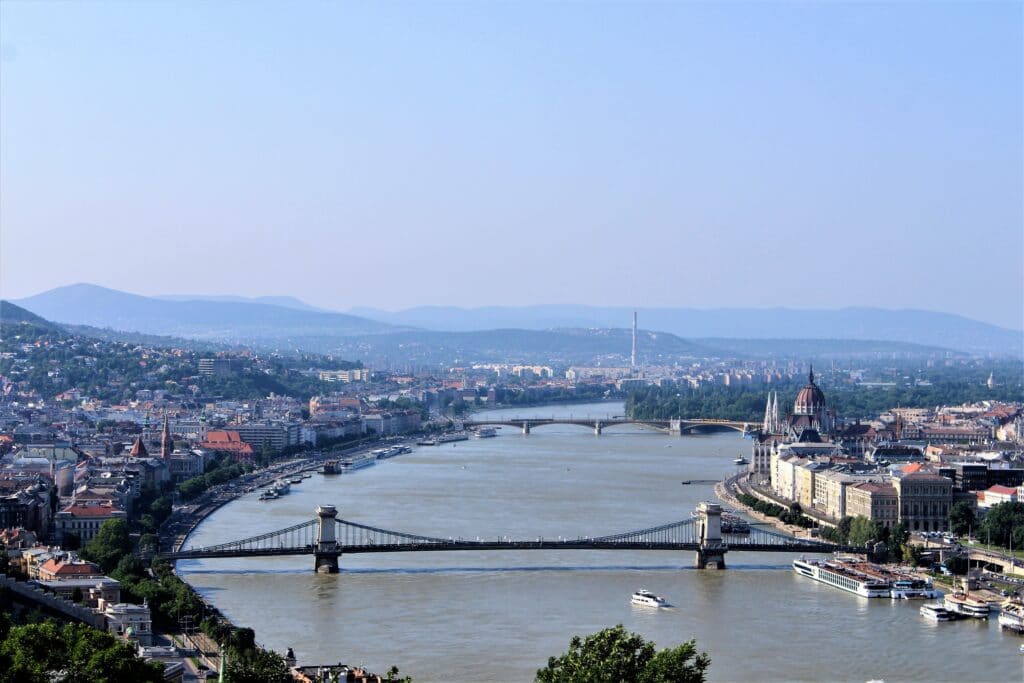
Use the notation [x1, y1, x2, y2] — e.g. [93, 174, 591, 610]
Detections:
[715, 472, 818, 538]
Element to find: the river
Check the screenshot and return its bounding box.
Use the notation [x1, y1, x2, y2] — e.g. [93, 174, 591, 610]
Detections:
[179, 402, 1022, 682]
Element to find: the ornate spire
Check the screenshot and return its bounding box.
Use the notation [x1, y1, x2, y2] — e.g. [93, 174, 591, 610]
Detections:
[160, 413, 172, 460]
[808, 364, 815, 385]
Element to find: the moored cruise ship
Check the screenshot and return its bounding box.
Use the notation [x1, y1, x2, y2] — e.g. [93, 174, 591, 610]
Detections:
[793, 558, 892, 598]
[944, 592, 990, 619]
[340, 457, 376, 472]
[890, 577, 942, 600]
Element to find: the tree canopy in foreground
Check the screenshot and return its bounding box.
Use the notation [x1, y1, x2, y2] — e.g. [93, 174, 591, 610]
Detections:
[536, 625, 710, 683]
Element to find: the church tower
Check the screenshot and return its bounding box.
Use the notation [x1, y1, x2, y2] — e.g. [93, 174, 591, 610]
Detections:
[160, 413, 172, 461]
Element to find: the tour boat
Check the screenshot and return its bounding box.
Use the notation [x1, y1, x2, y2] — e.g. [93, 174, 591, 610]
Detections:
[416, 439, 438, 446]
[998, 600, 1024, 634]
[259, 490, 279, 501]
[630, 589, 668, 607]
[274, 481, 291, 495]
[321, 460, 341, 475]
[341, 457, 375, 472]
[919, 603, 951, 621]
[733, 456, 748, 465]
[890, 578, 942, 600]
[474, 428, 498, 438]
[792, 558, 891, 598]
[944, 592, 990, 619]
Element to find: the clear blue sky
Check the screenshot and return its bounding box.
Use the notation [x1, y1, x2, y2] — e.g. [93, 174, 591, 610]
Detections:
[1, 1, 1021, 329]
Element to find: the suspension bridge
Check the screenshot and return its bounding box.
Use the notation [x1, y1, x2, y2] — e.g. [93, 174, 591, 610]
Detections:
[158, 503, 860, 572]
[461, 417, 756, 435]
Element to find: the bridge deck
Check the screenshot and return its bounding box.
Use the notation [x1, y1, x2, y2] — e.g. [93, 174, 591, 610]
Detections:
[162, 540, 849, 560]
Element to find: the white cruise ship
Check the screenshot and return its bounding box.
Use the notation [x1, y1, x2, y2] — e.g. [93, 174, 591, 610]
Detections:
[630, 589, 668, 607]
[944, 592, 990, 619]
[792, 558, 891, 598]
[890, 578, 942, 600]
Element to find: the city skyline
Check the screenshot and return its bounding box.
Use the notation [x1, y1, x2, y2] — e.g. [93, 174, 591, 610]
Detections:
[2, 2, 1021, 330]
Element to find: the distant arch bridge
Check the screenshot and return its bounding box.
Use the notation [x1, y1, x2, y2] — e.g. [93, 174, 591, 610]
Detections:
[461, 417, 757, 435]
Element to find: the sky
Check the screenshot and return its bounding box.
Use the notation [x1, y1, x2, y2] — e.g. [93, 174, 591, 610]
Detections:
[1, 1, 1021, 330]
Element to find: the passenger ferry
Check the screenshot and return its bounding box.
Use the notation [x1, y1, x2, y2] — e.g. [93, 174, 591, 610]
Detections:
[373, 447, 403, 460]
[792, 558, 892, 598]
[474, 428, 498, 438]
[920, 603, 952, 621]
[273, 481, 291, 495]
[630, 589, 668, 607]
[438, 433, 470, 444]
[944, 592, 990, 619]
[890, 577, 942, 600]
[321, 460, 341, 475]
[998, 600, 1024, 634]
[733, 456, 748, 465]
[341, 457, 376, 472]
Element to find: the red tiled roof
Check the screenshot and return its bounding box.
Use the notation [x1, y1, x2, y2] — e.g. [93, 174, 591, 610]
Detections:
[39, 558, 102, 577]
[987, 485, 1018, 496]
[200, 431, 255, 454]
[60, 501, 123, 518]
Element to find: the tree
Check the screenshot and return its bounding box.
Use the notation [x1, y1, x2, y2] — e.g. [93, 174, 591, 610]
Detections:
[536, 625, 710, 683]
[81, 519, 133, 573]
[847, 516, 882, 547]
[978, 502, 1024, 548]
[223, 643, 291, 683]
[0, 621, 164, 683]
[949, 502, 975, 537]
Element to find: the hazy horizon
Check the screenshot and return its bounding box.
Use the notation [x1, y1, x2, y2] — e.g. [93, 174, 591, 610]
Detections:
[2, 2, 1021, 329]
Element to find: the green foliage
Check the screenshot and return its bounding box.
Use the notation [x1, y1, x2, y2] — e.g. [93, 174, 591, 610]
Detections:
[80, 519, 133, 573]
[177, 454, 248, 501]
[978, 502, 1024, 549]
[223, 637, 291, 683]
[736, 493, 816, 528]
[536, 625, 710, 683]
[949, 502, 975, 537]
[0, 620, 164, 683]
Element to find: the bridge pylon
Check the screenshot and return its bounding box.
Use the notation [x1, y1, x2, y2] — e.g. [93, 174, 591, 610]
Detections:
[521, 422, 531, 435]
[669, 418, 682, 435]
[594, 421, 602, 435]
[315, 505, 341, 573]
[695, 501, 727, 569]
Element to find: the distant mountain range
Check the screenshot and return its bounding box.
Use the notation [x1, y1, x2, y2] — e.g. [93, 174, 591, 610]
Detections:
[350, 304, 1022, 356]
[7, 284, 1018, 360]
[13, 284, 399, 343]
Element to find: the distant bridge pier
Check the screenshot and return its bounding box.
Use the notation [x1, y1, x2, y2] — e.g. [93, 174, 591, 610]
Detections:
[521, 422, 531, 435]
[594, 421, 602, 435]
[695, 501, 727, 569]
[669, 419, 682, 436]
[314, 505, 340, 573]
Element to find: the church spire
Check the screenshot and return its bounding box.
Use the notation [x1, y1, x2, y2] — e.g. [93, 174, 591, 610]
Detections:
[160, 413, 172, 460]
